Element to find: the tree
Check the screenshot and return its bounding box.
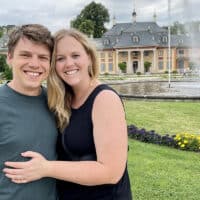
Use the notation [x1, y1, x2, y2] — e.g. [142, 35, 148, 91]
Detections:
[144, 61, 151, 73]
[71, 1, 109, 38]
[0, 26, 4, 38]
[0, 30, 3, 38]
[2, 65, 12, 80]
[78, 20, 94, 37]
[118, 62, 127, 73]
[0, 55, 8, 72]
[0, 55, 12, 80]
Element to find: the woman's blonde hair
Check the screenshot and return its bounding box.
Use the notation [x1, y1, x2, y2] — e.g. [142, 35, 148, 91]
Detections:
[47, 29, 99, 131]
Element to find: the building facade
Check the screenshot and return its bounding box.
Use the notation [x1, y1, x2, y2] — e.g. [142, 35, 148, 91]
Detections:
[95, 20, 200, 74]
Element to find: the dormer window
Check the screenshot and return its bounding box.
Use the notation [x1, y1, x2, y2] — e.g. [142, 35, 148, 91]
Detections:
[162, 36, 168, 43]
[132, 35, 139, 43]
[103, 39, 110, 45]
[147, 25, 152, 31]
[178, 39, 183, 44]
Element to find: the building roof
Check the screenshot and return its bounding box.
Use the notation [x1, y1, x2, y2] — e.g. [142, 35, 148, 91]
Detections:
[95, 21, 200, 50]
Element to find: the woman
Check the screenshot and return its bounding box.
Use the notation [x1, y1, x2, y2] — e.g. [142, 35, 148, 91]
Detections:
[4, 29, 132, 200]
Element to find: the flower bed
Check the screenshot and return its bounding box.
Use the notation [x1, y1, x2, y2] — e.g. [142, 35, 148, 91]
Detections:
[128, 124, 200, 152]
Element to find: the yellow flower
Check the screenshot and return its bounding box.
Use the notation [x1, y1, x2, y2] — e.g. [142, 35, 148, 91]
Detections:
[180, 144, 185, 148]
[178, 142, 181, 145]
[176, 137, 181, 141]
[183, 140, 188, 144]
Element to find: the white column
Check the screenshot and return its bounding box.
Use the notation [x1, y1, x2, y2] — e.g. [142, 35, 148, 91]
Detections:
[127, 50, 132, 73]
[140, 50, 144, 73]
[115, 50, 119, 74]
[153, 49, 157, 73]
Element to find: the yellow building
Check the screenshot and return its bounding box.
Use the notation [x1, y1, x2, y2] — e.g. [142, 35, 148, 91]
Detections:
[94, 11, 198, 75]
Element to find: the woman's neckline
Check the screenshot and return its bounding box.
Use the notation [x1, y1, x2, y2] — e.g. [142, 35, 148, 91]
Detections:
[71, 83, 104, 110]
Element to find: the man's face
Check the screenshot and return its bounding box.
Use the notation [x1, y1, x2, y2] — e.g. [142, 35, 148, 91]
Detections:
[7, 37, 51, 95]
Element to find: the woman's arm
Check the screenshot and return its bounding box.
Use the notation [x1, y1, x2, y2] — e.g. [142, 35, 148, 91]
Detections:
[4, 90, 128, 185]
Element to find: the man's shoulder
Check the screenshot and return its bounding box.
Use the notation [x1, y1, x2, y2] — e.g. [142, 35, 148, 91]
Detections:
[0, 84, 13, 103]
[0, 84, 7, 98]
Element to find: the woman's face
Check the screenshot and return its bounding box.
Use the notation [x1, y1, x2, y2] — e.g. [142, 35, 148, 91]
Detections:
[55, 35, 92, 87]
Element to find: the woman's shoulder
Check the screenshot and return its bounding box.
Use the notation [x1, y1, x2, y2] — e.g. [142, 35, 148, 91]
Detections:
[93, 84, 122, 107]
[93, 83, 118, 96]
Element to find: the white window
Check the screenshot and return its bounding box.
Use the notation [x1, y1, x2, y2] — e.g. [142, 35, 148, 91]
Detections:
[162, 36, 168, 43]
[158, 50, 163, 56]
[158, 61, 163, 70]
[108, 63, 113, 72]
[103, 39, 110, 45]
[132, 36, 139, 43]
[100, 63, 106, 72]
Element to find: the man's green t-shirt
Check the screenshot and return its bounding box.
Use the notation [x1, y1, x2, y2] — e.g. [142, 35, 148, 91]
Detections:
[0, 84, 58, 200]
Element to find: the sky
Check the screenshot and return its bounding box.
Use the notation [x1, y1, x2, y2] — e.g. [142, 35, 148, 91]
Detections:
[0, 0, 200, 33]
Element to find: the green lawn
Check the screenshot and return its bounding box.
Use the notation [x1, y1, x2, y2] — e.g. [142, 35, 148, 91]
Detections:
[125, 100, 200, 200]
[128, 140, 200, 200]
[124, 100, 200, 135]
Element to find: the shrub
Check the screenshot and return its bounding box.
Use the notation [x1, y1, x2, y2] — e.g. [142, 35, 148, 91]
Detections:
[144, 61, 151, 72]
[3, 66, 13, 80]
[118, 62, 127, 73]
[0, 55, 8, 72]
[136, 72, 141, 75]
[128, 125, 176, 147]
[172, 70, 178, 74]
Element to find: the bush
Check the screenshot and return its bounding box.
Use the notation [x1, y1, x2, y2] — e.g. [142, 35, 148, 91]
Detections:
[3, 66, 13, 80]
[128, 124, 176, 147]
[136, 72, 141, 75]
[144, 61, 151, 72]
[103, 72, 109, 76]
[172, 70, 178, 74]
[0, 55, 8, 72]
[128, 124, 199, 152]
[118, 62, 126, 73]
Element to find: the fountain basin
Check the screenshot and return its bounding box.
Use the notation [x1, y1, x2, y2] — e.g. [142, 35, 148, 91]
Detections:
[109, 81, 200, 100]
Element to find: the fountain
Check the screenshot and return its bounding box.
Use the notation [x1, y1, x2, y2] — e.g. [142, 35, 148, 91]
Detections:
[109, 1, 200, 101]
[109, 79, 200, 100]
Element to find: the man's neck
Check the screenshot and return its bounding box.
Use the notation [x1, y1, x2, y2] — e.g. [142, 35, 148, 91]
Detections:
[7, 81, 42, 96]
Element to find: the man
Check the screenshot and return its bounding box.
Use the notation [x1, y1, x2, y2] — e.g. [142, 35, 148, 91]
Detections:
[0, 24, 57, 200]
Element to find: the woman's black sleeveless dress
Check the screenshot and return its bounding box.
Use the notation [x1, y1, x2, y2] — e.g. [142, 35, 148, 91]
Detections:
[57, 84, 132, 200]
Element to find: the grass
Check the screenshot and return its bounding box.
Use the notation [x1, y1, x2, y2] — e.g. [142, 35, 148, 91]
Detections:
[128, 140, 200, 200]
[124, 100, 200, 199]
[124, 100, 200, 135]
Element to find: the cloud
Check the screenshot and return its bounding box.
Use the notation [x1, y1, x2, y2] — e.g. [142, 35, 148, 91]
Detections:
[0, 0, 200, 32]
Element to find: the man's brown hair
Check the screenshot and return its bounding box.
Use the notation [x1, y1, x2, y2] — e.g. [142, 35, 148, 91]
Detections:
[8, 24, 54, 57]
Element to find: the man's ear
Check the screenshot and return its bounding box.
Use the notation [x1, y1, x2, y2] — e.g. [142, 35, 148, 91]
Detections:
[6, 52, 12, 66]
